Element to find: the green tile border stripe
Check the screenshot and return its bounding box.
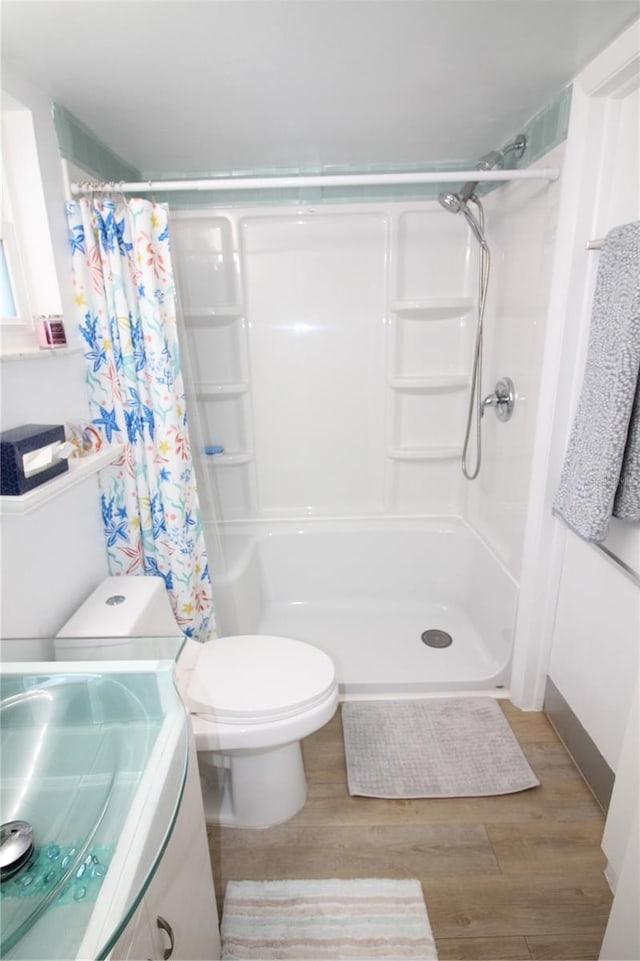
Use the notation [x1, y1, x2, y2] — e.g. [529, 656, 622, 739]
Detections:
[477, 84, 572, 199]
[53, 103, 141, 183]
[149, 179, 471, 209]
[520, 85, 572, 167]
[54, 85, 571, 208]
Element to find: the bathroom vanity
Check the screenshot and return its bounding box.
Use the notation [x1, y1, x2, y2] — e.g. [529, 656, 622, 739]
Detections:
[0, 658, 221, 961]
[108, 735, 220, 961]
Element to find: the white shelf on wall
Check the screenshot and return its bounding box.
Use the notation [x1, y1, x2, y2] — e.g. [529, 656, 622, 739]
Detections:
[388, 375, 470, 392]
[198, 451, 253, 467]
[0, 445, 124, 515]
[388, 445, 461, 462]
[191, 382, 249, 398]
[183, 306, 244, 326]
[389, 298, 474, 319]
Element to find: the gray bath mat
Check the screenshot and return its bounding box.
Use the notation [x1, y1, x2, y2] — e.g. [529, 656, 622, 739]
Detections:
[342, 697, 540, 798]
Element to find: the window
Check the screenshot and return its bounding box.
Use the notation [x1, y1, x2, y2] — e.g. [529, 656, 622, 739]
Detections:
[0, 209, 32, 329]
[1, 89, 62, 353]
[0, 239, 18, 317]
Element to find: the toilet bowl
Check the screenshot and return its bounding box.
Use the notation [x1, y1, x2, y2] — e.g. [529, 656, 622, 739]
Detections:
[56, 576, 339, 829]
[187, 635, 338, 827]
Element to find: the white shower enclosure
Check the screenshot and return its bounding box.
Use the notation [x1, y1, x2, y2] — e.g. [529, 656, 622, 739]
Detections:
[171, 178, 559, 698]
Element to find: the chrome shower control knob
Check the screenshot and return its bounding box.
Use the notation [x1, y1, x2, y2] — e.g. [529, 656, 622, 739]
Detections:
[481, 377, 516, 421]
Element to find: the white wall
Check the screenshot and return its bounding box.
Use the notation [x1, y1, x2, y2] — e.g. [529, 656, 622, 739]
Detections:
[546, 35, 639, 769]
[172, 171, 563, 582]
[600, 678, 639, 957]
[171, 202, 477, 523]
[550, 538, 638, 768]
[0, 64, 108, 641]
[465, 146, 564, 578]
[242, 212, 388, 516]
[510, 23, 639, 742]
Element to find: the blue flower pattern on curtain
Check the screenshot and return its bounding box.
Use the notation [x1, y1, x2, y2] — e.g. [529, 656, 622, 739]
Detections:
[67, 197, 213, 640]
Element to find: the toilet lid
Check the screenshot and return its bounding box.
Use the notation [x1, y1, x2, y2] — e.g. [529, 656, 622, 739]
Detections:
[187, 635, 337, 724]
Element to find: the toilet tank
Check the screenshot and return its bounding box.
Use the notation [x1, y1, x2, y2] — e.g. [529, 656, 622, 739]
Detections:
[55, 575, 182, 660]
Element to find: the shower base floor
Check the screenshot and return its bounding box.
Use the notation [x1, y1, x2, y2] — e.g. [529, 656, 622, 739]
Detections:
[257, 599, 507, 698]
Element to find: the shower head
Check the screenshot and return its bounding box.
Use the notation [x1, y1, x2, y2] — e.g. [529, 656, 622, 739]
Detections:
[476, 135, 527, 172]
[476, 149, 504, 171]
[437, 134, 526, 247]
[442, 135, 528, 210]
[438, 191, 464, 214]
[437, 191, 487, 248]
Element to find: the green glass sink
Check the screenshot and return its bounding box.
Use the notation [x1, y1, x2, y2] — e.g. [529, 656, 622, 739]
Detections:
[0, 667, 187, 960]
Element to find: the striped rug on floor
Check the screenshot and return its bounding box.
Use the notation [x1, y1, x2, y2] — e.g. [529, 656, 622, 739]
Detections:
[221, 878, 438, 959]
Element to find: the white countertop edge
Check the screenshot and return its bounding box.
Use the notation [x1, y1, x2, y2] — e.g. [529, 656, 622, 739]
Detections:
[78, 705, 187, 959]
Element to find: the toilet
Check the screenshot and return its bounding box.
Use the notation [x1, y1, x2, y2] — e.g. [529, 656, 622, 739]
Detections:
[56, 575, 339, 829]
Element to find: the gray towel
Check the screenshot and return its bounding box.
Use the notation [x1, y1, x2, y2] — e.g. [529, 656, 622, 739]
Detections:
[554, 221, 640, 543]
[614, 375, 640, 520]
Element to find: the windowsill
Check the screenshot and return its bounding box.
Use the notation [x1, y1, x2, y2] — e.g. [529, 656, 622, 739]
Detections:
[0, 345, 83, 361]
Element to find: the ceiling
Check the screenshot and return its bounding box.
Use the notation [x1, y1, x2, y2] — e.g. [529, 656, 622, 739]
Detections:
[2, 1, 639, 177]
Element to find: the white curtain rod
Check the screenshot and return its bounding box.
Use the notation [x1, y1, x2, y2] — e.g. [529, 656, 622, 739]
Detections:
[70, 167, 560, 195]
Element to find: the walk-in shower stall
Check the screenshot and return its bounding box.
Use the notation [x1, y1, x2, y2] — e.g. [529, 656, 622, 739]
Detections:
[170, 150, 562, 698]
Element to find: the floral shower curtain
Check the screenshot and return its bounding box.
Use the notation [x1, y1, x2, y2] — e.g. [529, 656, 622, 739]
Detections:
[67, 196, 212, 640]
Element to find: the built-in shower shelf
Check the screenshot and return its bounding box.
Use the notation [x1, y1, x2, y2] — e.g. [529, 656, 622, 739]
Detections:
[199, 451, 253, 466]
[191, 382, 249, 398]
[389, 298, 474, 319]
[388, 375, 470, 392]
[388, 445, 461, 462]
[0, 445, 124, 515]
[183, 306, 244, 326]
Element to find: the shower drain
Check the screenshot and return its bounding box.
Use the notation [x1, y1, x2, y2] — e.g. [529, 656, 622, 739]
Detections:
[420, 629, 453, 649]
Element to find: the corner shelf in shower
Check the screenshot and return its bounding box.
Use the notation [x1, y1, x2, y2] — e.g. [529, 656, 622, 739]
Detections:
[389, 298, 474, 319]
[198, 451, 253, 466]
[183, 306, 244, 326]
[191, 382, 249, 398]
[0, 445, 125, 515]
[388, 445, 461, 461]
[388, 375, 470, 392]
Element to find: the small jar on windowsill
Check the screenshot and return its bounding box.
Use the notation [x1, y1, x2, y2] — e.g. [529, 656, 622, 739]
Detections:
[35, 315, 67, 349]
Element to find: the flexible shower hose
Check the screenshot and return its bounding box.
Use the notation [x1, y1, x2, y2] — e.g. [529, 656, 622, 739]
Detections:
[461, 197, 491, 481]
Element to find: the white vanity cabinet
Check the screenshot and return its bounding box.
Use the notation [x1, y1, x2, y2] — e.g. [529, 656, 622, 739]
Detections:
[0, 662, 218, 961]
[109, 735, 221, 961]
[110, 900, 158, 961]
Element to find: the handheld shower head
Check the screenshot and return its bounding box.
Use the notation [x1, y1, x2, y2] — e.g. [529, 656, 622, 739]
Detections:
[437, 134, 526, 247]
[438, 191, 463, 213]
[437, 191, 487, 248]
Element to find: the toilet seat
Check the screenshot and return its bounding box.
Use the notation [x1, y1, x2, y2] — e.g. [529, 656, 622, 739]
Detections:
[187, 635, 337, 725]
[55, 576, 339, 829]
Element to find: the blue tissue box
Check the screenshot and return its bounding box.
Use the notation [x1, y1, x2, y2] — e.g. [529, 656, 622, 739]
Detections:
[0, 424, 68, 495]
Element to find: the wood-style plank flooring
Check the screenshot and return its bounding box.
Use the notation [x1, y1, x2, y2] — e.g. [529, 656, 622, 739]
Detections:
[207, 701, 611, 960]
